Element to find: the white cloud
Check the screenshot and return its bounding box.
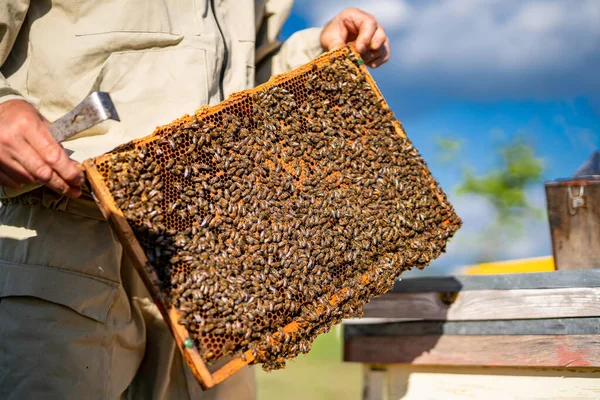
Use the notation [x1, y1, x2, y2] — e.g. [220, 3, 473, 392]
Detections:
[300, 0, 600, 101]
[308, 0, 413, 29]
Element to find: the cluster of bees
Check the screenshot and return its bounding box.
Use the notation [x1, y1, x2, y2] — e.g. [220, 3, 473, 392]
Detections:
[97, 50, 461, 371]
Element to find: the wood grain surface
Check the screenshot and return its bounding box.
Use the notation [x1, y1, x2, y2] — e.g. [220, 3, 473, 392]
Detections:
[381, 365, 600, 400]
[344, 317, 600, 337]
[546, 181, 600, 270]
[345, 335, 600, 367]
[363, 287, 600, 320]
[390, 268, 600, 293]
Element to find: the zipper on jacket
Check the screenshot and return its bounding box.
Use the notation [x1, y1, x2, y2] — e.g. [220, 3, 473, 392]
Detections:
[210, 0, 228, 102]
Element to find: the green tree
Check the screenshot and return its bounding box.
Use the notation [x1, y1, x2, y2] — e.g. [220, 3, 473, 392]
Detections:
[435, 135, 546, 264]
[435, 137, 462, 163]
[456, 138, 545, 226]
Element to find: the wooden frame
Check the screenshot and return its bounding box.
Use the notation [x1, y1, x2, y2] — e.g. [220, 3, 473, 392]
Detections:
[344, 270, 600, 368]
[83, 43, 458, 389]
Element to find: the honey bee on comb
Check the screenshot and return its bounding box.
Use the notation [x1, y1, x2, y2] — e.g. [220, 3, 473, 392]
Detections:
[88, 45, 460, 380]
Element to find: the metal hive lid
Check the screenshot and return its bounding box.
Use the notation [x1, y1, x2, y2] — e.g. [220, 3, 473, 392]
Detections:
[573, 150, 600, 180]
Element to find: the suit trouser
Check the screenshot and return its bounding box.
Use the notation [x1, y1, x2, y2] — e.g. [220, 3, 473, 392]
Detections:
[0, 187, 255, 399]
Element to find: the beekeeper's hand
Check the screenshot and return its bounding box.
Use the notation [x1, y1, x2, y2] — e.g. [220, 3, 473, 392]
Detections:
[320, 8, 391, 68]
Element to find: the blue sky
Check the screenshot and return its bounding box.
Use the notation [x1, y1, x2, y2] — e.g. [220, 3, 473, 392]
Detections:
[283, 0, 600, 274]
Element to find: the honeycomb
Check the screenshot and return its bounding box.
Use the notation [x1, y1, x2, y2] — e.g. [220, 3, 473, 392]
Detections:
[91, 46, 461, 373]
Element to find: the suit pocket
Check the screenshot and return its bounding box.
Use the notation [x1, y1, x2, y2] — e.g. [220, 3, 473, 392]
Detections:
[75, 0, 201, 36]
[0, 260, 117, 398]
[66, 47, 210, 155]
[0, 260, 118, 323]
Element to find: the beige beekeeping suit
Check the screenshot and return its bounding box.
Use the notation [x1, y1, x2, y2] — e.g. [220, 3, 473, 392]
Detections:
[0, 1, 323, 398]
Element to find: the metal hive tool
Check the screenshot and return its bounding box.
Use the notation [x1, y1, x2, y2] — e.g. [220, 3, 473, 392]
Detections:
[83, 44, 461, 389]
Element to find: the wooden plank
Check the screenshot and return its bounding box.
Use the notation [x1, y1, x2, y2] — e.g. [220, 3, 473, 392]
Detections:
[344, 318, 600, 337]
[384, 365, 600, 400]
[363, 287, 600, 320]
[344, 335, 600, 367]
[391, 269, 600, 293]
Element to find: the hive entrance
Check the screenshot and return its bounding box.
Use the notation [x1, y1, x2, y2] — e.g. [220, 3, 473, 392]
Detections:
[88, 45, 461, 381]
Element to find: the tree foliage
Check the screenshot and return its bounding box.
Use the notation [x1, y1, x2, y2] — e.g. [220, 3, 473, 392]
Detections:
[435, 135, 545, 229]
[456, 138, 545, 224]
[435, 136, 462, 163]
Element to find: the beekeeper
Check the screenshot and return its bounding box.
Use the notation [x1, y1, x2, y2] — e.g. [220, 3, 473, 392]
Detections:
[0, 1, 390, 398]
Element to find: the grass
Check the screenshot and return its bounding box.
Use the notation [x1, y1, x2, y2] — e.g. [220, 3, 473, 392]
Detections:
[256, 325, 363, 400]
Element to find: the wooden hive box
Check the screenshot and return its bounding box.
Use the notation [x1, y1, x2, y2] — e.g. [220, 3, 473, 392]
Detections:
[345, 269, 600, 399]
[83, 44, 461, 389]
[545, 151, 600, 270]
